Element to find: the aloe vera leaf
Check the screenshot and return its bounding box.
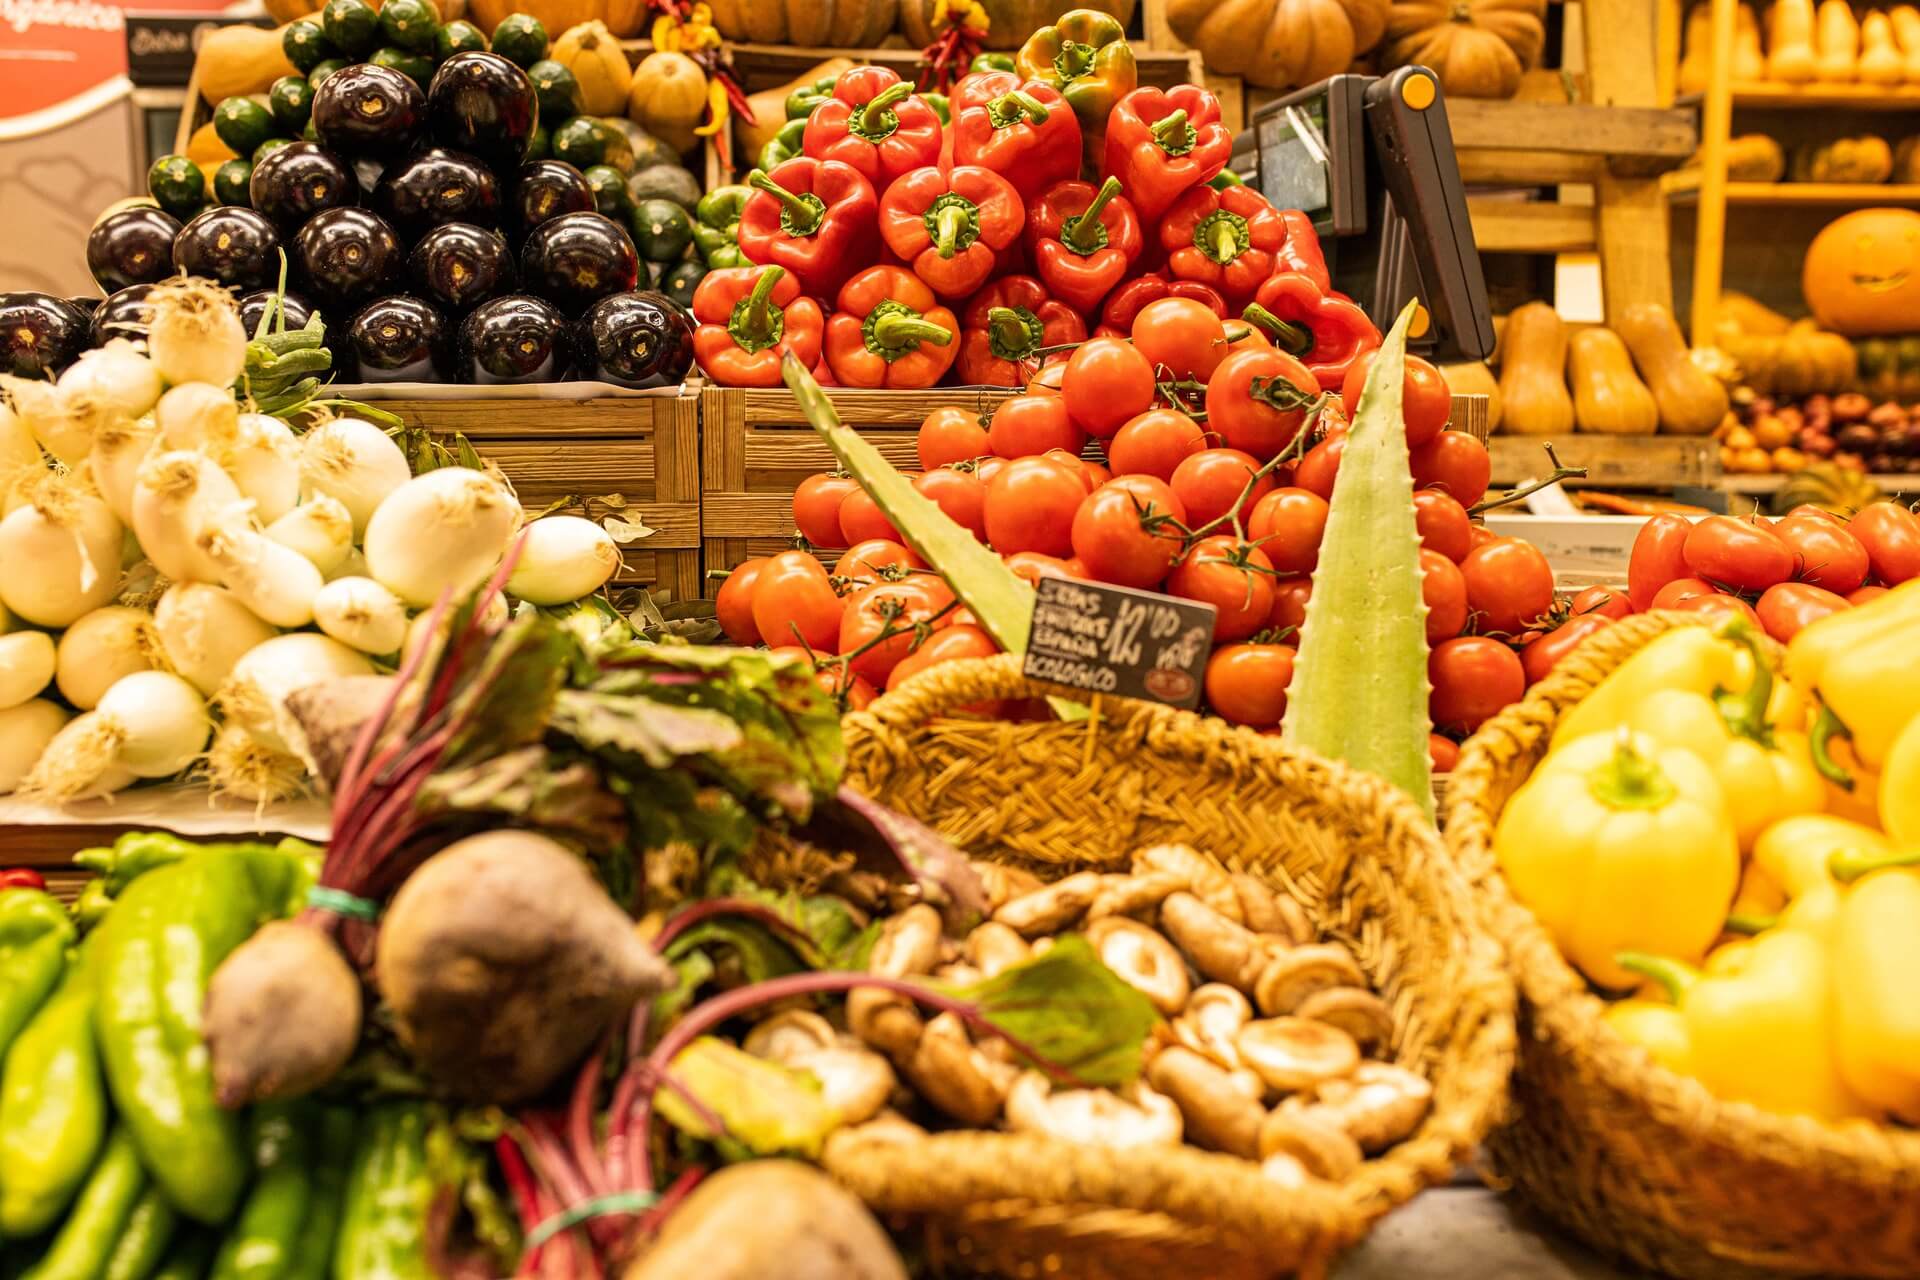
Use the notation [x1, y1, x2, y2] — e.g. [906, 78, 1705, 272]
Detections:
[1279, 302, 1435, 821]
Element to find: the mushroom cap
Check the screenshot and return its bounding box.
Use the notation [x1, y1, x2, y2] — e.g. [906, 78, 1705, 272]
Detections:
[1260, 1152, 1315, 1189]
[973, 861, 1044, 911]
[1295, 986, 1395, 1056]
[1134, 843, 1243, 923]
[1087, 916, 1192, 1016]
[1253, 943, 1368, 1017]
[994, 870, 1103, 937]
[847, 987, 924, 1062]
[908, 1014, 1012, 1128]
[870, 903, 943, 979]
[1159, 891, 1264, 991]
[1086, 870, 1187, 923]
[1172, 982, 1253, 1069]
[965, 921, 1031, 977]
[743, 1010, 839, 1063]
[1146, 1045, 1265, 1159]
[1236, 1016, 1362, 1093]
[1004, 1071, 1184, 1150]
[1305, 1062, 1434, 1152]
[1257, 1107, 1364, 1181]
[793, 1044, 898, 1127]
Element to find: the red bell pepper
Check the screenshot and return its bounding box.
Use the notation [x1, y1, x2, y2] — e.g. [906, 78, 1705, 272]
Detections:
[1245, 273, 1382, 394]
[738, 158, 877, 302]
[1093, 272, 1226, 339]
[1276, 209, 1331, 293]
[877, 165, 1024, 300]
[691, 265, 826, 388]
[1102, 86, 1233, 225]
[0, 869, 46, 891]
[1026, 176, 1143, 315]
[1159, 184, 1288, 310]
[951, 71, 1081, 207]
[802, 66, 944, 190]
[826, 265, 960, 389]
[956, 274, 1085, 386]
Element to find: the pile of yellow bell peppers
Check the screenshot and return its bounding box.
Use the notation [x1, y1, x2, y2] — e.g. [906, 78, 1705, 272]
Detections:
[1492, 579, 1920, 1124]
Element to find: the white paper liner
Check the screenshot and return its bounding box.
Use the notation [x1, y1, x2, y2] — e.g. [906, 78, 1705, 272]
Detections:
[0, 784, 331, 841]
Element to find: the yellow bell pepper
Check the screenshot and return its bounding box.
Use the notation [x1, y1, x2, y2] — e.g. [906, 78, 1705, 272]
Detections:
[1496, 730, 1739, 990]
[1604, 1000, 1692, 1075]
[1617, 931, 1874, 1121]
[1827, 850, 1920, 1122]
[1785, 577, 1920, 785]
[1878, 712, 1920, 845]
[1747, 814, 1890, 945]
[1552, 623, 1750, 751]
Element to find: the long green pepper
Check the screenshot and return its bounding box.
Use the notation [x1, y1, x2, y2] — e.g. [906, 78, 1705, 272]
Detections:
[282, 1109, 355, 1280]
[148, 1231, 215, 1280]
[20, 1126, 147, 1280]
[0, 951, 107, 1237]
[209, 1102, 315, 1280]
[102, 1187, 177, 1280]
[333, 1104, 434, 1280]
[0, 889, 74, 1055]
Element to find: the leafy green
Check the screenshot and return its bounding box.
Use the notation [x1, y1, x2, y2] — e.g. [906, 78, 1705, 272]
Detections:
[704, 862, 878, 971]
[655, 1037, 839, 1160]
[952, 935, 1162, 1088]
[650, 948, 716, 1038]
[416, 746, 629, 856]
[552, 690, 747, 766]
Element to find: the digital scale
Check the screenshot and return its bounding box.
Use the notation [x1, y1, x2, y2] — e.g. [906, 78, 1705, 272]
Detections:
[1234, 67, 1496, 362]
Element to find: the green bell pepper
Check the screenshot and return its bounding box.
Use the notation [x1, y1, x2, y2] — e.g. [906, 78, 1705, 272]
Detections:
[784, 73, 839, 121]
[1209, 169, 1245, 189]
[924, 92, 950, 125]
[208, 1102, 316, 1280]
[694, 184, 751, 269]
[334, 1104, 434, 1280]
[755, 117, 807, 173]
[0, 888, 74, 1057]
[970, 52, 1015, 73]
[282, 1110, 356, 1280]
[0, 953, 106, 1237]
[1014, 10, 1137, 144]
[21, 1125, 148, 1280]
[102, 1187, 178, 1280]
[91, 851, 299, 1224]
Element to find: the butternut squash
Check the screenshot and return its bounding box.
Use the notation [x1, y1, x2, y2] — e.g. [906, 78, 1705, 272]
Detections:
[1678, 4, 1712, 93]
[1767, 0, 1818, 82]
[1567, 327, 1658, 435]
[1735, 4, 1768, 79]
[196, 24, 297, 104]
[1439, 359, 1503, 431]
[1496, 302, 1574, 436]
[1896, 135, 1920, 183]
[551, 21, 632, 116]
[1892, 6, 1920, 82]
[1616, 303, 1729, 436]
[1791, 135, 1893, 182]
[1813, 0, 1859, 80]
[1715, 289, 1793, 336]
[1859, 11, 1907, 83]
[1725, 133, 1786, 180]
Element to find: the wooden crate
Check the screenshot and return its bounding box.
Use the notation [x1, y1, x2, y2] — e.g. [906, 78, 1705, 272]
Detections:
[700, 387, 1490, 586]
[370, 390, 702, 602]
[1488, 433, 1720, 489]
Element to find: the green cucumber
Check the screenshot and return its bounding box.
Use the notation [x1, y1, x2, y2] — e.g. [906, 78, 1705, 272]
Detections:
[320, 0, 379, 57]
[377, 0, 440, 53]
[281, 20, 333, 73]
[147, 155, 207, 220]
[268, 76, 314, 132]
[212, 97, 274, 156]
[489, 13, 547, 66]
[433, 19, 486, 59]
[526, 59, 580, 120]
[213, 159, 253, 207]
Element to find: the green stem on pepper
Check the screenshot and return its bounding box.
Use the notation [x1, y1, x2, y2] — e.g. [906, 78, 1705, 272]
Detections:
[1150, 108, 1196, 156]
[1061, 176, 1122, 256]
[856, 82, 913, 139]
[747, 169, 824, 238]
[1241, 302, 1311, 356]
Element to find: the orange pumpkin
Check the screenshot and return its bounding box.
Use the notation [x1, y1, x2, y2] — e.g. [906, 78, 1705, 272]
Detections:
[899, 0, 1134, 50]
[1165, 0, 1359, 89]
[1803, 208, 1920, 337]
[707, 0, 897, 46]
[1383, 0, 1547, 99]
[469, 0, 604, 35]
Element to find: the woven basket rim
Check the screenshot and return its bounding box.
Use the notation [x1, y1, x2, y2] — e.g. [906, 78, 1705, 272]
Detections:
[825, 653, 1520, 1262]
[1445, 610, 1920, 1179]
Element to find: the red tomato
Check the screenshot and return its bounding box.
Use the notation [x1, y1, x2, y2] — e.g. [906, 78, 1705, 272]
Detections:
[1339, 350, 1452, 448]
[1677, 592, 1761, 630]
[1167, 536, 1277, 642]
[975, 455, 1008, 487]
[1784, 504, 1845, 524]
[989, 393, 1084, 459]
[1775, 514, 1869, 594]
[832, 538, 924, 586]
[1204, 642, 1296, 728]
[1005, 550, 1079, 584]
[1207, 347, 1317, 461]
[1650, 577, 1716, 610]
[1412, 490, 1473, 563]
[1755, 582, 1851, 643]
[838, 579, 954, 686]
[886, 623, 1000, 693]
[1171, 448, 1274, 532]
[1042, 448, 1099, 491]
[917, 406, 990, 469]
[1429, 637, 1525, 735]
[1131, 297, 1231, 380]
[1468, 525, 1499, 551]
[1461, 537, 1555, 634]
[1062, 337, 1156, 438]
[770, 646, 878, 710]
[1107, 409, 1206, 481]
[984, 457, 1085, 556]
[836, 485, 903, 545]
[1420, 548, 1469, 643]
[1268, 576, 1312, 637]
[1683, 515, 1795, 592]
[1428, 733, 1460, 773]
[715, 556, 766, 645]
[1627, 513, 1694, 612]
[1849, 584, 1890, 606]
[1292, 431, 1346, 500]
[839, 672, 878, 711]
[1247, 487, 1329, 576]
[1569, 584, 1633, 620]
[1849, 502, 1920, 585]
[751, 550, 845, 652]
[913, 468, 988, 541]
[1408, 432, 1490, 507]
[1521, 615, 1611, 685]
[1082, 458, 1113, 488]
[1070, 481, 1188, 588]
[793, 474, 857, 547]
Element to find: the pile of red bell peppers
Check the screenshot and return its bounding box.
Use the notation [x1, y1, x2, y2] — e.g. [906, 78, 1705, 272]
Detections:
[690, 49, 1382, 393]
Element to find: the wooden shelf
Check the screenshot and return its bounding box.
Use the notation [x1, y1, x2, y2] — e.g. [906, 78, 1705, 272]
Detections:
[1665, 175, 1920, 206]
[1719, 472, 1920, 493]
[1678, 84, 1920, 110]
[1488, 436, 1721, 489]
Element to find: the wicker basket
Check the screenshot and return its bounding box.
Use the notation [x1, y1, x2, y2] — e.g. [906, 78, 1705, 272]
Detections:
[1444, 610, 1920, 1280]
[808, 653, 1515, 1280]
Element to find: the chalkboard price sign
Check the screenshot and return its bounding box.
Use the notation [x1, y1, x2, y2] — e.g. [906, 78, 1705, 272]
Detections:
[1021, 576, 1218, 709]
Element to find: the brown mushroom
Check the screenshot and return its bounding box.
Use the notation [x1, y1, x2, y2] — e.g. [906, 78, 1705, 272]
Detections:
[1086, 871, 1187, 923]
[1259, 1152, 1315, 1189]
[1257, 1108, 1362, 1181]
[994, 871, 1103, 937]
[1301, 1062, 1433, 1152]
[1134, 844, 1243, 923]
[742, 1010, 838, 1062]
[869, 903, 942, 980]
[1086, 917, 1191, 1015]
[841, 1109, 927, 1145]
[1171, 983, 1253, 1070]
[906, 1013, 1014, 1127]
[964, 921, 1030, 978]
[933, 962, 983, 988]
[1003, 1072, 1184, 1149]
[1159, 893, 1271, 991]
[1294, 987, 1395, 1056]
[1253, 944, 1367, 1017]
[1236, 1017, 1361, 1093]
[1146, 1046, 1264, 1158]
[846, 988, 924, 1062]
[973, 861, 1044, 912]
[745, 1011, 899, 1127]
[1232, 873, 1312, 944]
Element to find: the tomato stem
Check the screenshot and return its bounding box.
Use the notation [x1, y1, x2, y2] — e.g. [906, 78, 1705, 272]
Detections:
[1467, 442, 1587, 515]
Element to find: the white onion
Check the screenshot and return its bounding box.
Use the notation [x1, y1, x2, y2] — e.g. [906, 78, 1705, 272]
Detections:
[154, 582, 276, 696]
[229, 413, 300, 524]
[313, 577, 408, 654]
[0, 598, 13, 633]
[55, 606, 160, 709]
[0, 699, 70, 795]
[0, 481, 123, 627]
[205, 720, 306, 804]
[1, 375, 89, 467]
[299, 418, 410, 536]
[221, 633, 373, 755]
[506, 515, 621, 605]
[0, 397, 46, 498]
[94, 670, 210, 777]
[22, 711, 138, 799]
[198, 519, 322, 629]
[90, 413, 158, 525]
[0, 631, 56, 710]
[155, 382, 240, 459]
[364, 467, 517, 608]
[130, 450, 243, 584]
[325, 546, 369, 583]
[146, 277, 246, 388]
[263, 497, 353, 575]
[58, 339, 162, 435]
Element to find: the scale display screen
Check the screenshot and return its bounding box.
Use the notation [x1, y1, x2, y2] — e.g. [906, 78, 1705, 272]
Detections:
[1255, 95, 1333, 232]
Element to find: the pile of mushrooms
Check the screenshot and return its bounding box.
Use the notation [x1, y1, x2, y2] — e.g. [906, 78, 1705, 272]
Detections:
[736, 844, 1432, 1189]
